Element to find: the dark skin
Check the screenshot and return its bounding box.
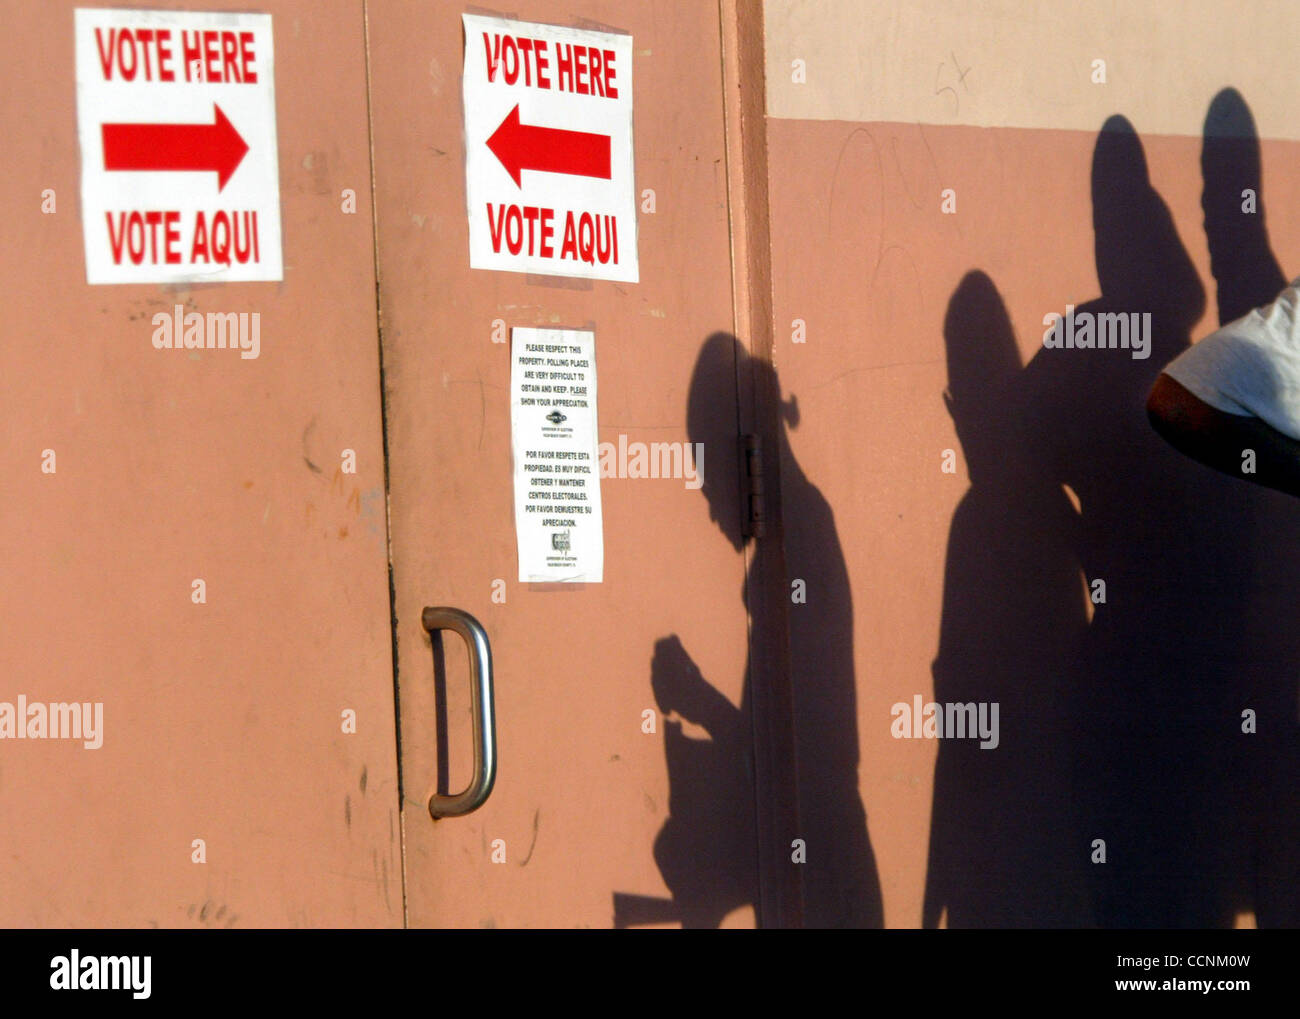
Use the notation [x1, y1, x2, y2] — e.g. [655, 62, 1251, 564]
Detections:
[1147, 372, 1300, 497]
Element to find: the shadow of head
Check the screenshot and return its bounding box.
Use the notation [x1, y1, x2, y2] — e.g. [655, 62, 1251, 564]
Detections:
[1200, 87, 1285, 322]
[943, 270, 1022, 483]
[686, 332, 751, 552]
[1091, 114, 1204, 332]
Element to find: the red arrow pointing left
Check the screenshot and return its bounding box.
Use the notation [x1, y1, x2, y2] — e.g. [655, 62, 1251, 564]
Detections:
[102, 103, 249, 192]
[487, 105, 611, 188]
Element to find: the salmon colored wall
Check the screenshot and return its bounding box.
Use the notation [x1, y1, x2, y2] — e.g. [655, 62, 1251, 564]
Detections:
[763, 0, 1300, 927]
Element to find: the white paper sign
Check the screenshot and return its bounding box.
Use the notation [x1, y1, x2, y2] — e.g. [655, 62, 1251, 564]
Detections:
[511, 328, 604, 582]
[75, 8, 283, 284]
[462, 14, 638, 283]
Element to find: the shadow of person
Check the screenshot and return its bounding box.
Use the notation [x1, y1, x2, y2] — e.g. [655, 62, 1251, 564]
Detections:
[629, 333, 883, 928]
[1199, 87, 1300, 928]
[643, 630, 756, 929]
[1018, 114, 1254, 927]
[923, 270, 1092, 927]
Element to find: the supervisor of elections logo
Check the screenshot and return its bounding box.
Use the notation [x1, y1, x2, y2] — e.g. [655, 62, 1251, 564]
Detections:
[551, 530, 571, 552]
[546, 410, 567, 424]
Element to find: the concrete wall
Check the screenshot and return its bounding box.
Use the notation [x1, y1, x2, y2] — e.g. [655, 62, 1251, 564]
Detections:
[762, 0, 1300, 926]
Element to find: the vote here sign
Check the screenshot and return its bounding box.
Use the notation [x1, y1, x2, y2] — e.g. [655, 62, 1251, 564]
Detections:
[462, 14, 638, 283]
[74, 8, 283, 285]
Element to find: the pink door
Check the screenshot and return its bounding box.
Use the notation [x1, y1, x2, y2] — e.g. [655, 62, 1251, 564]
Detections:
[1, 0, 400, 927]
[367, 0, 790, 928]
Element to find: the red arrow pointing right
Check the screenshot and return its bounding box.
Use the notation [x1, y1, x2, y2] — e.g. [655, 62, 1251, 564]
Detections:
[102, 103, 249, 192]
[486, 104, 611, 188]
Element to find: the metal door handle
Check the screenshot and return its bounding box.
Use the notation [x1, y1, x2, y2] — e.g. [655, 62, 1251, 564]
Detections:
[422, 606, 497, 819]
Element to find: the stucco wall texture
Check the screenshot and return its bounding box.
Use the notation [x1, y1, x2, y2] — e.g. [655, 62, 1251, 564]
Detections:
[763, 0, 1300, 926]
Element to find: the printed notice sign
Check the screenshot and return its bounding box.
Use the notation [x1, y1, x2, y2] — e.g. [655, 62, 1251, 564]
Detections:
[511, 328, 603, 582]
[75, 8, 283, 284]
[462, 14, 638, 283]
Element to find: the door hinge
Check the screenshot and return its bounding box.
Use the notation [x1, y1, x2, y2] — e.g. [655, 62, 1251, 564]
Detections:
[741, 434, 765, 539]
